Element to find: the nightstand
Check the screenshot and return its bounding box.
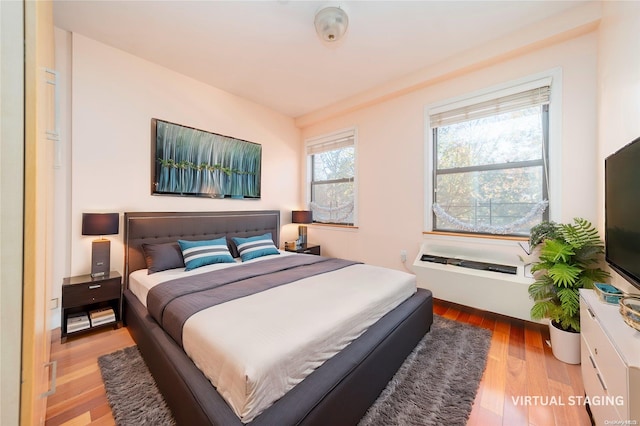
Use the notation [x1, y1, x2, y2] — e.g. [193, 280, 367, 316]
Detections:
[285, 244, 321, 256]
[61, 271, 122, 343]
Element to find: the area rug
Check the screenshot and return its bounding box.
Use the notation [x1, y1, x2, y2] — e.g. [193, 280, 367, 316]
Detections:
[358, 315, 492, 426]
[98, 346, 176, 425]
[98, 315, 491, 426]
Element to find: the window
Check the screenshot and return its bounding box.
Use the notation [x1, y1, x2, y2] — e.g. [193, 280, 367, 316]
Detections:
[429, 81, 551, 236]
[306, 128, 356, 226]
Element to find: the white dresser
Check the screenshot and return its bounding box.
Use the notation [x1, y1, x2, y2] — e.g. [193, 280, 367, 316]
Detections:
[580, 289, 640, 424]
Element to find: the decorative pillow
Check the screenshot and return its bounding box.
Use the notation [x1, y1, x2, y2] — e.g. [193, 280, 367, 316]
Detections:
[178, 237, 235, 270]
[142, 242, 185, 274]
[227, 238, 240, 259]
[231, 233, 280, 262]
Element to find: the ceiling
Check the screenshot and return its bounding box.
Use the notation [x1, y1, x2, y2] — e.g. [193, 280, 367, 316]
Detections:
[53, 1, 590, 118]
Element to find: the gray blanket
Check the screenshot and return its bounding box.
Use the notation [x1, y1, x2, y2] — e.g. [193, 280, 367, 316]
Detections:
[147, 255, 360, 346]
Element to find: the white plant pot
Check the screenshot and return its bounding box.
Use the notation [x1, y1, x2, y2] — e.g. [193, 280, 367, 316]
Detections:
[549, 321, 581, 364]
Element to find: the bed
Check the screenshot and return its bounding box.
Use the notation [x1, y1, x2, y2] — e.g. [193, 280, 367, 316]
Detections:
[123, 210, 433, 425]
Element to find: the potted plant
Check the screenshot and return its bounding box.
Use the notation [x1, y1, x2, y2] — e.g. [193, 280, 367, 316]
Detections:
[527, 218, 609, 364]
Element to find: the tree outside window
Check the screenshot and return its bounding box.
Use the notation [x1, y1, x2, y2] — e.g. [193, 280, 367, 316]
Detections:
[431, 86, 550, 236]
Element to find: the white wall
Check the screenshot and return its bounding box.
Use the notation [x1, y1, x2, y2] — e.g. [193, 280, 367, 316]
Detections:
[597, 2, 640, 294]
[52, 32, 302, 325]
[300, 32, 598, 273]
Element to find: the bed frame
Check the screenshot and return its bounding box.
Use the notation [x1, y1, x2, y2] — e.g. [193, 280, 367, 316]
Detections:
[123, 210, 433, 425]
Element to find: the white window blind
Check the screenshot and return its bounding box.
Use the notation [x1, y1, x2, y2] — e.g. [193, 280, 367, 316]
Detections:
[430, 85, 550, 128]
[306, 129, 355, 154]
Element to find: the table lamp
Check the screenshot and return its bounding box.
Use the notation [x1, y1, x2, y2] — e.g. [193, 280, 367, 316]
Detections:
[292, 210, 312, 247]
[82, 213, 119, 278]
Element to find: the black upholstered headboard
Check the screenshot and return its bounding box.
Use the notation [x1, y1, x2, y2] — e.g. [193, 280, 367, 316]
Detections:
[123, 210, 280, 288]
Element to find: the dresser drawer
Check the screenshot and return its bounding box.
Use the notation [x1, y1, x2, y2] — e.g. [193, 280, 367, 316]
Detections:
[581, 337, 624, 423]
[62, 278, 121, 308]
[580, 301, 628, 414]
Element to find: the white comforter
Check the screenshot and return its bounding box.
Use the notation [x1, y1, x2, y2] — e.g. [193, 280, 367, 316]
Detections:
[129, 252, 416, 423]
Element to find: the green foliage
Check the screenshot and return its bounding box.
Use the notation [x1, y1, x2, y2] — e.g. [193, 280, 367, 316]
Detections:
[527, 218, 610, 332]
[529, 220, 560, 248]
[547, 263, 582, 288]
[540, 238, 575, 263]
[559, 218, 602, 249]
[527, 276, 556, 301]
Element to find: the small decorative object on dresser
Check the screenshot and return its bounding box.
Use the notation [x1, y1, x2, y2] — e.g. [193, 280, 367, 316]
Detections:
[619, 296, 640, 331]
[593, 282, 624, 305]
[61, 271, 122, 343]
[284, 243, 321, 256]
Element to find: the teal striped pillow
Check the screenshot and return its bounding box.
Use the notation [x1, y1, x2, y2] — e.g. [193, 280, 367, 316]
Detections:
[231, 233, 280, 262]
[178, 237, 234, 270]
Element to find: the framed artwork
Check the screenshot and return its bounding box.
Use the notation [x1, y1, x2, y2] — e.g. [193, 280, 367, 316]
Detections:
[151, 119, 261, 199]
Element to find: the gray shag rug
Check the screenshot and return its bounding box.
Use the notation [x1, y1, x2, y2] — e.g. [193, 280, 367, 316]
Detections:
[358, 315, 492, 426]
[98, 315, 491, 426]
[98, 346, 176, 425]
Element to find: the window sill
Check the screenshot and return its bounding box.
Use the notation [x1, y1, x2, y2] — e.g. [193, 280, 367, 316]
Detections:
[424, 231, 527, 242]
[311, 223, 359, 230]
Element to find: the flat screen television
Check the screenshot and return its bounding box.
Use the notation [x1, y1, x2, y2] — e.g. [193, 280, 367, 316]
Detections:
[605, 136, 640, 292]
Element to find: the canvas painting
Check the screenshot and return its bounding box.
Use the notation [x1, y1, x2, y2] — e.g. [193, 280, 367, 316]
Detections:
[152, 119, 261, 199]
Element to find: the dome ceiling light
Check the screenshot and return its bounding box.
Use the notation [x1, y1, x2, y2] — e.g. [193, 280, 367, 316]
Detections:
[314, 6, 349, 43]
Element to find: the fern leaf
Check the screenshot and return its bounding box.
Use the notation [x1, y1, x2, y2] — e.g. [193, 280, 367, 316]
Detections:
[547, 263, 582, 287]
[530, 300, 556, 320]
[560, 218, 603, 249]
[579, 268, 611, 288]
[528, 276, 556, 301]
[557, 316, 581, 333]
[557, 287, 580, 318]
[540, 239, 575, 263]
[574, 245, 604, 266]
[567, 317, 581, 332]
[530, 260, 555, 274]
[546, 303, 564, 323]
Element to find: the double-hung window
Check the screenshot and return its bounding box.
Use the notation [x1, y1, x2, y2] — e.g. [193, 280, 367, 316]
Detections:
[429, 80, 551, 236]
[305, 128, 356, 226]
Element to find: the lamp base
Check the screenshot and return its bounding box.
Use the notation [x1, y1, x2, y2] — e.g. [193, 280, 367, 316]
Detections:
[91, 239, 110, 278]
[297, 225, 308, 248]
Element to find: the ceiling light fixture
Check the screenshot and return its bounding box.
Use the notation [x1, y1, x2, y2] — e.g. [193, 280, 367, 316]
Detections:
[314, 6, 349, 43]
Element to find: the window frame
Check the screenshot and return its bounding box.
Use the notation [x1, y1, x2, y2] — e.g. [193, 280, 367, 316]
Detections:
[424, 70, 562, 237]
[305, 127, 358, 227]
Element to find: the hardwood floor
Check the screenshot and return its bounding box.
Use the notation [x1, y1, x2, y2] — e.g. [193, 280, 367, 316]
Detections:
[45, 326, 134, 425]
[45, 299, 591, 426]
[441, 301, 593, 426]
